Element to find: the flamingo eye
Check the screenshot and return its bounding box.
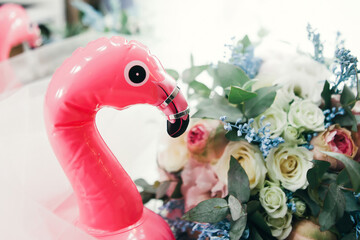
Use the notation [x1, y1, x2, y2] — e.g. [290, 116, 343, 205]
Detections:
[124, 60, 149, 86]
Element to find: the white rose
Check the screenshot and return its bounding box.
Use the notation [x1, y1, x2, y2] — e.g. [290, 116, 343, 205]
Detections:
[254, 107, 287, 138]
[213, 141, 267, 194]
[282, 125, 306, 145]
[264, 211, 293, 240]
[157, 132, 188, 172]
[288, 100, 325, 132]
[272, 88, 298, 112]
[254, 40, 330, 105]
[266, 145, 313, 192]
[259, 185, 287, 218]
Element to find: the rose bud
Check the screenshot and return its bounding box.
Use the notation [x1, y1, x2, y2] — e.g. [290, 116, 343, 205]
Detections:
[311, 124, 358, 171]
[187, 119, 228, 164]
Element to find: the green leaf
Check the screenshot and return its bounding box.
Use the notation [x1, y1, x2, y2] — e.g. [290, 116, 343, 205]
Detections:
[248, 211, 272, 236]
[182, 65, 209, 83]
[139, 191, 155, 204]
[307, 160, 331, 189]
[170, 179, 183, 199]
[188, 80, 211, 98]
[247, 200, 260, 215]
[336, 212, 353, 234]
[225, 129, 243, 141]
[318, 183, 346, 231]
[340, 85, 356, 108]
[294, 190, 320, 216]
[341, 233, 356, 240]
[228, 156, 250, 203]
[228, 86, 257, 104]
[242, 79, 258, 91]
[238, 35, 251, 52]
[230, 215, 247, 240]
[343, 191, 360, 212]
[334, 106, 357, 131]
[213, 62, 250, 89]
[323, 151, 360, 192]
[249, 226, 263, 240]
[244, 86, 279, 118]
[156, 181, 171, 199]
[321, 80, 334, 109]
[192, 94, 243, 122]
[134, 178, 156, 194]
[183, 198, 229, 223]
[165, 69, 179, 80]
[228, 195, 243, 221]
[336, 170, 352, 188]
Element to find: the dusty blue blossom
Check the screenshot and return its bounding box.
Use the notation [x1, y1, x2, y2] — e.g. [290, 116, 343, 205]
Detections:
[193, 220, 231, 240]
[307, 24, 324, 64]
[332, 48, 359, 92]
[350, 211, 360, 239]
[225, 39, 262, 79]
[220, 116, 284, 158]
[323, 107, 345, 128]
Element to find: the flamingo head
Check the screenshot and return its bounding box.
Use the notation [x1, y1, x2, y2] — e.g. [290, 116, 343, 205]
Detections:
[92, 38, 190, 138]
[26, 23, 42, 48]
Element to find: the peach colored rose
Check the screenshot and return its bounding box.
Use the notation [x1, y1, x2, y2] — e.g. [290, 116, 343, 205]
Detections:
[187, 119, 228, 164]
[311, 124, 358, 170]
[287, 220, 337, 240]
[181, 159, 226, 212]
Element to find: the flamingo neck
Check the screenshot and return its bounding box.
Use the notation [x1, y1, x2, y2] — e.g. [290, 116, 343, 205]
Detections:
[48, 107, 143, 232]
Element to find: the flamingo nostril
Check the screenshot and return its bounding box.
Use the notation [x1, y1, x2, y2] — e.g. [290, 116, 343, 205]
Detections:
[167, 116, 190, 138]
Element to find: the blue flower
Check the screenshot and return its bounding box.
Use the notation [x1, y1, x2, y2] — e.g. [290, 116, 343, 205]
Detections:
[220, 116, 284, 158]
[225, 39, 262, 79]
[307, 24, 324, 64]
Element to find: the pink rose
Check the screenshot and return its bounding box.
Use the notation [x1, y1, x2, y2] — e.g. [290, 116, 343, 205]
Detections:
[187, 124, 209, 154]
[186, 119, 228, 164]
[181, 159, 227, 212]
[311, 124, 358, 170]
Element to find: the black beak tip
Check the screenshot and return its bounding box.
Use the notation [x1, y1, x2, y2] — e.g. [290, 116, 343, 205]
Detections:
[167, 116, 189, 138]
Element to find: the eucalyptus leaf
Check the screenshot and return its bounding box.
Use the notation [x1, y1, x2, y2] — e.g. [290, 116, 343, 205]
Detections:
[323, 151, 360, 192]
[230, 215, 247, 240]
[189, 80, 211, 98]
[334, 106, 357, 131]
[228, 156, 250, 203]
[228, 195, 243, 221]
[242, 79, 258, 91]
[336, 212, 353, 234]
[192, 94, 243, 122]
[341, 233, 356, 240]
[238, 35, 251, 52]
[244, 86, 279, 118]
[228, 86, 257, 104]
[182, 65, 209, 83]
[318, 183, 345, 231]
[214, 62, 250, 89]
[183, 198, 229, 223]
[165, 68, 180, 80]
[140, 191, 155, 204]
[249, 226, 263, 240]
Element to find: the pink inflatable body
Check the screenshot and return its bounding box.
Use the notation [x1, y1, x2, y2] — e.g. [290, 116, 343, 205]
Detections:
[44, 37, 189, 239]
[0, 4, 41, 61]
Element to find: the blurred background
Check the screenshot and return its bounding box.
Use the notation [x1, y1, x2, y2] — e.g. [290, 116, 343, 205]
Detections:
[0, 0, 359, 239]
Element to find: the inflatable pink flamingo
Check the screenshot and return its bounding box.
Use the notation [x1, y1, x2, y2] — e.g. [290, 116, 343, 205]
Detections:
[0, 3, 41, 61]
[44, 37, 189, 239]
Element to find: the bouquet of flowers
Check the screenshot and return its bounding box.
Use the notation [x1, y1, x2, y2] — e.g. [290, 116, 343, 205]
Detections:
[136, 25, 360, 240]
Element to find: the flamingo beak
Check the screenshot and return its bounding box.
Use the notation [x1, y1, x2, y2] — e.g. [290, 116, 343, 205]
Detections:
[158, 75, 190, 138]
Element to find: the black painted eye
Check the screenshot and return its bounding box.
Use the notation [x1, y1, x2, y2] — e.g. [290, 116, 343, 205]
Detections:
[124, 61, 149, 86]
[129, 65, 146, 83]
